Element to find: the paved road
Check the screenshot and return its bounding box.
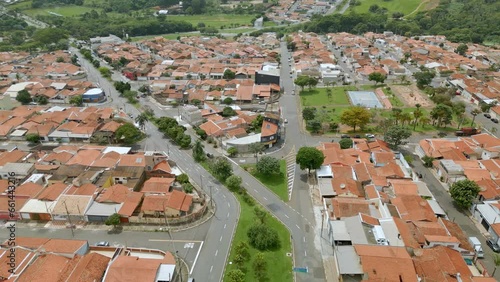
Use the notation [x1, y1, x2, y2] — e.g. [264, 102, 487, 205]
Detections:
[411, 156, 500, 280]
[71, 47, 239, 282]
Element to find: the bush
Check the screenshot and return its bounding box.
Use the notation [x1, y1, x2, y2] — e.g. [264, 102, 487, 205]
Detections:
[182, 183, 194, 193]
[247, 224, 280, 251]
[177, 173, 189, 184]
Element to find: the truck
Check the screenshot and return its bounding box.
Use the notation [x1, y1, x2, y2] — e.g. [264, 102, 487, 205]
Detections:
[468, 236, 484, 258]
[455, 127, 481, 136]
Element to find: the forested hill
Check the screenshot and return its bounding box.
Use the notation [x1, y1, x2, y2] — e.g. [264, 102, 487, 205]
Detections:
[301, 0, 500, 44]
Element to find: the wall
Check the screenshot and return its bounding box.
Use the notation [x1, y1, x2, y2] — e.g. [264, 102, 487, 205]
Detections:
[129, 204, 207, 226]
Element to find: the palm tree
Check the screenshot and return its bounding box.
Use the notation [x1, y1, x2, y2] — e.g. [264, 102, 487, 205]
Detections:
[471, 108, 482, 126]
[391, 108, 403, 126]
[135, 113, 149, 131]
[420, 116, 431, 128]
[413, 105, 423, 130]
[400, 112, 412, 126]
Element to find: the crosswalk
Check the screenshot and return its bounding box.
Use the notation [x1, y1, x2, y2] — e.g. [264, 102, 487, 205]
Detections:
[285, 146, 297, 200]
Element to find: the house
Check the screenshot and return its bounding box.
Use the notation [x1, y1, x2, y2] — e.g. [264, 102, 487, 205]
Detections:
[85, 184, 142, 222]
[103, 254, 176, 282]
[0, 163, 35, 180]
[141, 177, 175, 195]
[141, 190, 193, 217]
[51, 194, 93, 222]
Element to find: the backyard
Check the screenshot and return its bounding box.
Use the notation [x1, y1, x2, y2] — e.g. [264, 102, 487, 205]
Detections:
[242, 160, 288, 202]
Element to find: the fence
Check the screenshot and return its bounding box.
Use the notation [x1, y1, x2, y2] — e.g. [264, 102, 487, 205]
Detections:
[128, 203, 208, 226]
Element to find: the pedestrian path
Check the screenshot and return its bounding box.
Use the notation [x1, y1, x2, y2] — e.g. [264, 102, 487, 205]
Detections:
[285, 146, 296, 200]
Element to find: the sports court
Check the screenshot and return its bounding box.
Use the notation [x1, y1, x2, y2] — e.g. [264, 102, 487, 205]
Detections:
[347, 91, 383, 108]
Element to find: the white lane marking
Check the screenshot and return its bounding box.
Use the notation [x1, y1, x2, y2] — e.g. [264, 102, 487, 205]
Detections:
[303, 237, 306, 243]
[245, 182, 249, 186]
[284, 214, 289, 218]
[304, 250, 307, 256]
[190, 241, 204, 274]
[215, 250, 218, 257]
[296, 224, 300, 229]
[228, 203, 230, 208]
[220, 236, 223, 242]
[253, 189, 258, 193]
[222, 194, 226, 198]
[210, 265, 213, 273]
[224, 224, 227, 229]
[227, 212, 230, 218]
[263, 197, 268, 201]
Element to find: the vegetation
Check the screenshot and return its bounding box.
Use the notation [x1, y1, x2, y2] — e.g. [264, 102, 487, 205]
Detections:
[115, 123, 143, 144]
[156, 117, 192, 149]
[422, 155, 435, 168]
[339, 138, 353, 149]
[16, 90, 32, 105]
[449, 179, 481, 210]
[105, 213, 121, 228]
[296, 147, 325, 174]
[69, 95, 83, 106]
[368, 72, 386, 85]
[226, 175, 243, 191]
[256, 156, 281, 176]
[243, 160, 288, 202]
[384, 126, 412, 150]
[209, 157, 233, 180]
[247, 223, 280, 250]
[340, 106, 371, 132]
[25, 133, 40, 143]
[192, 140, 206, 162]
[227, 147, 238, 157]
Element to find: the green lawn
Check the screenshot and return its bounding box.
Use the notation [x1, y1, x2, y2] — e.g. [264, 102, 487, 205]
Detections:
[300, 86, 353, 107]
[221, 28, 257, 34]
[351, 0, 422, 15]
[382, 87, 405, 107]
[242, 160, 288, 202]
[224, 193, 293, 282]
[167, 14, 256, 29]
[18, 5, 99, 17]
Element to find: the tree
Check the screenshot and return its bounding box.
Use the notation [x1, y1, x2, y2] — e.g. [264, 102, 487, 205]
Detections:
[182, 183, 194, 193]
[223, 97, 233, 105]
[226, 175, 242, 191]
[471, 108, 482, 126]
[177, 134, 191, 149]
[492, 254, 500, 276]
[296, 147, 325, 174]
[192, 140, 206, 162]
[209, 157, 233, 180]
[16, 89, 32, 104]
[414, 71, 435, 89]
[449, 179, 480, 209]
[430, 104, 453, 127]
[98, 66, 112, 78]
[250, 115, 264, 132]
[339, 138, 353, 149]
[306, 76, 319, 90]
[25, 133, 40, 143]
[422, 155, 434, 168]
[69, 95, 83, 106]
[226, 269, 245, 282]
[302, 107, 316, 121]
[249, 142, 264, 162]
[368, 72, 386, 85]
[256, 156, 280, 176]
[105, 213, 121, 228]
[340, 106, 371, 132]
[326, 87, 332, 99]
[32, 27, 67, 45]
[135, 113, 149, 131]
[254, 207, 267, 224]
[307, 120, 322, 133]
[235, 241, 250, 261]
[253, 252, 267, 280]
[384, 126, 412, 150]
[177, 173, 189, 184]
[227, 147, 238, 157]
[115, 123, 142, 144]
[222, 107, 237, 117]
[413, 105, 423, 130]
[456, 43, 468, 56]
[247, 224, 280, 250]
[294, 75, 309, 91]
[223, 69, 236, 80]
[391, 108, 403, 125]
[92, 60, 100, 68]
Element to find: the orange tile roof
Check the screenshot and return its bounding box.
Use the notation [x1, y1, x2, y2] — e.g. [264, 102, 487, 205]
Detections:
[104, 254, 175, 282]
[16, 254, 79, 282]
[152, 160, 172, 173]
[141, 177, 175, 194]
[413, 246, 473, 282]
[391, 195, 436, 222]
[36, 183, 68, 201]
[0, 150, 28, 166]
[118, 191, 143, 217]
[65, 252, 110, 282]
[97, 184, 131, 203]
[14, 182, 44, 198]
[66, 149, 101, 166]
[354, 245, 418, 282]
[64, 183, 98, 196]
[118, 154, 146, 167]
[331, 197, 370, 219]
[40, 238, 88, 254]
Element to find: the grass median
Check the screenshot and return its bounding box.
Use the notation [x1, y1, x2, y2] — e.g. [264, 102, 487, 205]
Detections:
[242, 159, 289, 202]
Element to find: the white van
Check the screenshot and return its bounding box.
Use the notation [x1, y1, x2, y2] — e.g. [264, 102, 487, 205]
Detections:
[469, 237, 484, 258]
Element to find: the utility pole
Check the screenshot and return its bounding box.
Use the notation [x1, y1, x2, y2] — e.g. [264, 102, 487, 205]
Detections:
[209, 185, 213, 208]
[63, 201, 74, 237]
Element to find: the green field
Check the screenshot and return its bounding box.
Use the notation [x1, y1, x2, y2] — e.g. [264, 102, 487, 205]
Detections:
[167, 14, 256, 29]
[351, 0, 422, 16]
[300, 86, 353, 107]
[242, 160, 288, 202]
[224, 193, 293, 282]
[23, 5, 99, 17]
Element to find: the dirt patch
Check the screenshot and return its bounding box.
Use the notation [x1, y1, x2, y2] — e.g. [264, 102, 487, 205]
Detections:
[392, 85, 434, 108]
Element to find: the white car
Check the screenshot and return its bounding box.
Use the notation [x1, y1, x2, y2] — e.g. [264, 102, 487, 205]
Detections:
[284, 119, 288, 124]
[365, 134, 375, 138]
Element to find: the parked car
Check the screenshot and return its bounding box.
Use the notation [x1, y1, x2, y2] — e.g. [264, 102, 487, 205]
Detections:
[492, 118, 499, 124]
[486, 239, 500, 253]
[484, 113, 491, 119]
[353, 135, 361, 138]
[284, 119, 288, 124]
[96, 241, 110, 247]
[365, 134, 375, 138]
[341, 134, 350, 139]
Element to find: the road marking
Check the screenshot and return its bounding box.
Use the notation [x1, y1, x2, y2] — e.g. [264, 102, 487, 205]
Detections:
[227, 212, 230, 218]
[228, 203, 230, 208]
[303, 237, 306, 243]
[210, 265, 213, 273]
[222, 194, 226, 198]
[284, 214, 289, 218]
[245, 182, 249, 186]
[149, 239, 203, 243]
[296, 224, 300, 229]
[215, 250, 218, 256]
[253, 189, 258, 193]
[304, 250, 307, 256]
[220, 236, 223, 242]
[224, 224, 227, 229]
[263, 197, 268, 201]
[190, 241, 204, 275]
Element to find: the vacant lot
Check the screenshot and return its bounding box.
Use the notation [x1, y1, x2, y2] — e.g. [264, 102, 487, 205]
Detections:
[300, 86, 353, 107]
[351, 0, 422, 15]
